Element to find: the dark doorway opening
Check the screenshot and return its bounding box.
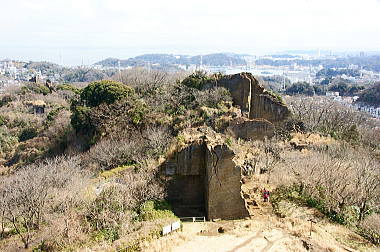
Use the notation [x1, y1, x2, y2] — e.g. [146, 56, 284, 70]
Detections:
[167, 175, 206, 217]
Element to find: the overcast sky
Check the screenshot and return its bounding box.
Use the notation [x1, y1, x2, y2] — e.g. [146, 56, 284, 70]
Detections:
[1, 0, 380, 65]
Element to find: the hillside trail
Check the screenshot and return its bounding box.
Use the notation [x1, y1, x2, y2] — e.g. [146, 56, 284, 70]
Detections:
[143, 178, 376, 252]
[145, 207, 374, 252]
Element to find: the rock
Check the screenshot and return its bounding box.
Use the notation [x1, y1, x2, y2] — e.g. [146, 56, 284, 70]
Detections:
[241, 177, 249, 184]
[301, 239, 314, 251]
[227, 117, 275, 140]
[163, 130, 250, 220]
[216, 72, 290, 123]
[247, 201, 258, 206]
[216, 73, 252, 112]
[218, 227, 225, 233]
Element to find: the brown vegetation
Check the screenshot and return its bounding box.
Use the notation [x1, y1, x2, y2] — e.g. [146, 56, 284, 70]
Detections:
[0, 69, 379, 250]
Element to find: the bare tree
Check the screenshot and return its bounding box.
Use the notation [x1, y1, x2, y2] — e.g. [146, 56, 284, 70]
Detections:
[283, 144, 380, 225]
[0, 156, 86, 248]
[286, 96, 368, 138]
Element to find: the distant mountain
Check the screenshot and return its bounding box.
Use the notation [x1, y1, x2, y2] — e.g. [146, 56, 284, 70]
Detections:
[94, 53, 247, 68]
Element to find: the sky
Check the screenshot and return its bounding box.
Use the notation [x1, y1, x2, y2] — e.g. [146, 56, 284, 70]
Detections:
[1, 0, 380, 65]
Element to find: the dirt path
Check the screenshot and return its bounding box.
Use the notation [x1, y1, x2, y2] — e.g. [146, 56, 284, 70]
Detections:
[143, 188, 376, 252]
[170, 222, 305, 252]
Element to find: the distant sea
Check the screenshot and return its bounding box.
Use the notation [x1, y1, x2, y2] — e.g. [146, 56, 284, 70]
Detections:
[0, 46, 143, 66]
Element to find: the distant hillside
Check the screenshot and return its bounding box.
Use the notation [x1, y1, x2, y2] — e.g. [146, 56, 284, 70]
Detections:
[94, 53, 247, 67]
[356, 82, 380, 107]
[255, 55, 380, 72]
[191, 53, 246, 66]
[94, 57, 145, 68]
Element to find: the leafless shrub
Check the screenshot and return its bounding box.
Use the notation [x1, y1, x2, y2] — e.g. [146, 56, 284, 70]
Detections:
[3, 84, 22, 93]
[193, 87, 232, 108]
[83, 139, 137, 171]
[274, 144, 380, 225]
[142, 126, 172, 156]
[83, 125, 172, 171]
[85, 168, 164, 238]
[43, 110, 71, 139]
[120, 168, 165, 207]
[359, 214, 380, 244]
[0, 156, 87, 248]
[242, 139, 284, 182]
[285, 96, 368, 137]
[27, 92, 68, 107]
[119, 68, 168, 90]
[117, 68, 185, 96]
[116, 68, 189, 109]
[359, 126, 380, 151]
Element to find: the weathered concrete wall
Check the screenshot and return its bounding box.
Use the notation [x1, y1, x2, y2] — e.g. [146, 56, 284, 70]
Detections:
[205, 144, 249, 220]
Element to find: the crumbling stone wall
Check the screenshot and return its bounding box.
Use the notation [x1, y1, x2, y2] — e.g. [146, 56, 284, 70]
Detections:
[217, 72, 252, 113]
[249, 91, 290, 123]
[205, 144, 249, 220]
[228, 117, 275, 140]
[216, 72, 290, 123]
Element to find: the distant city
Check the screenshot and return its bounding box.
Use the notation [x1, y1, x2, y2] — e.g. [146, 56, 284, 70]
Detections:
[1, 51, 380, 119]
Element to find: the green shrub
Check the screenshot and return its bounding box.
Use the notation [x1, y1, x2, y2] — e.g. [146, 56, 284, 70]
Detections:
[138, 200, 176, 221]
[86, 186, 125, 241]
[99, 165, 134, 179]
[225, 137, 232, 147]
[0, 115, 6, 126]
[0, 95, 12, 107]
[56, 84, 80, 94]
[265, 90, 285, 105]
[70, 105, 92, 132]
[22, 84, 51, 95]
[129, 101, 147, 125]
[19, 127, 38, 142]
[341, 124, 360, 143]
[285, 82, 315, 96]
[45, 106, 65, 125]
[80, 80, 134, 107]
[70, 80, 135, 135]
[181, 71, 215, 90]
[92, 228, 120, 242]
[0, 128, 18, 156]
